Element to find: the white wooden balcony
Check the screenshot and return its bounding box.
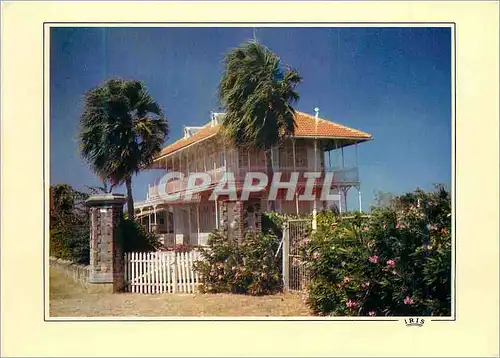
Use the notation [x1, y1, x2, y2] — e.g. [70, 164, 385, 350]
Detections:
[146, 165, 359, 201]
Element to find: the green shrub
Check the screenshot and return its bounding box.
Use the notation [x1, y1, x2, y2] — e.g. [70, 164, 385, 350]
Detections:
[50, 228, 73, 261]
[305, 186, 452, 316]
[118, 218, 162, 253]
[50, 220, 90, 265]
[194, 230, 282, 295]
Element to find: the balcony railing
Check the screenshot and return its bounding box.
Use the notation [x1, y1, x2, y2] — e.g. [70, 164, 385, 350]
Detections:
[147, 165, 359, 201]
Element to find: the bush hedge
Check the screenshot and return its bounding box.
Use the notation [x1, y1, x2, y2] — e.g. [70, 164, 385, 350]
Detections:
[305, 185, 452, 316]
[194, 230, 282, 295]
[50, 184, 162, 265]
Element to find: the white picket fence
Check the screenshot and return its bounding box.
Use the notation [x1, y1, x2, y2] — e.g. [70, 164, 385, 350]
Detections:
[124, 251, 202, 294]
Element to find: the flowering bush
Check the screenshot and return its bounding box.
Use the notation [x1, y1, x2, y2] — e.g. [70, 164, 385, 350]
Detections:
[306, 185, 452, 316]
[194, 230, 282, 295]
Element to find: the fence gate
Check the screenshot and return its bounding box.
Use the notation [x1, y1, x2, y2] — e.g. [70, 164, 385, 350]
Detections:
[282, 219, 311, 292]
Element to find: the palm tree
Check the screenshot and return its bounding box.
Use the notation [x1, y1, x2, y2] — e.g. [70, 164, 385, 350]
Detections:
[78, 79, 169, 220]
[218, 40, 302, 208]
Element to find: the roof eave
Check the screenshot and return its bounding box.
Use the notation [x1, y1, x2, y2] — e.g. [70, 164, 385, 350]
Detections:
[152, 132, 219, 163]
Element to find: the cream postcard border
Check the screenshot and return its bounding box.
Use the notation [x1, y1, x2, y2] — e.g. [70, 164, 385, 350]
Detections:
[1, 1, 499, 357]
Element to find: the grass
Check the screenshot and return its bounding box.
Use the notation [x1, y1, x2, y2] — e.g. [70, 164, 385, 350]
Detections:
[49, 267, 312, 317]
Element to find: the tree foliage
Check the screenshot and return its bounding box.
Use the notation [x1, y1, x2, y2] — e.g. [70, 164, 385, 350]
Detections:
[218, 41, 302, 168]
[78, 79, 169, 219]
[50, 183, 162, 265]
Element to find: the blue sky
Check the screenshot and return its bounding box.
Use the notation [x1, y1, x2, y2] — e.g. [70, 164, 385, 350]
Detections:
[50, 27, 451, 211]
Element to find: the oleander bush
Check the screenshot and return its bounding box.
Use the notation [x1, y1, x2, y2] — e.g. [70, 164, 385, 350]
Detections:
[305, 185, 452, 316]
[194, 230, 282, 295]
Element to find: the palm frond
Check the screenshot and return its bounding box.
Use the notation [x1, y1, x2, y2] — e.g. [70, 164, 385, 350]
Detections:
[218, 41, 302, 151]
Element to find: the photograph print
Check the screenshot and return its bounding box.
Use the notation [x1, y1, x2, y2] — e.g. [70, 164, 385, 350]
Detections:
[49, 26, 452, 318]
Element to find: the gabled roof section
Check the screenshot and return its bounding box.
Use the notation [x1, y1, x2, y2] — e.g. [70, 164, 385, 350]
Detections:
[155, 111, 372, 160]
[159, 122, 218, 157]
[293, 112, 372, 139]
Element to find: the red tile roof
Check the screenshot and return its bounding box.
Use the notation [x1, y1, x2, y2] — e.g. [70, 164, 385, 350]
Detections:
[156, 111, 371, 159]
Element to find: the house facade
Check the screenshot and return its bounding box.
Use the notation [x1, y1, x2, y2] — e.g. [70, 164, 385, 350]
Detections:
[134, 110, 372, 246]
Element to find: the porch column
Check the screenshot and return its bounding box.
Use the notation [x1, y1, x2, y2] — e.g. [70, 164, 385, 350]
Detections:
[342, 187, 349, 212]
[188, 205, 192, 245]
[197, 203, 201, 245]
[341, 147, 345, 168]
[357, 187, 362, 213]
[224, 145, 227, 168]
[338, 187, 343, 214]
[152, 205, 158, 233]
[165, 205, 169, 234]
[355, 143, 359, 167]
[148, 211, 152, 232]
[292, 139, 299, 215]
[215, 196, 219, 229]
[85, 193, 127, 293]
[312, 139, 318, 231]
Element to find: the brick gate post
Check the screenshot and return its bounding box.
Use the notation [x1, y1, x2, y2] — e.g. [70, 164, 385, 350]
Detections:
[85, 193, 127, 293]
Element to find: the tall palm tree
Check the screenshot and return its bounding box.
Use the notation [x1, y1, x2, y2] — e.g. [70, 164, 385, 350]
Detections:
[78, 79, 169, 220]
[218, 40, 302, 208]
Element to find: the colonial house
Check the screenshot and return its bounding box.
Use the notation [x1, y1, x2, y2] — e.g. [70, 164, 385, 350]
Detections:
[134, 109, 372, 246]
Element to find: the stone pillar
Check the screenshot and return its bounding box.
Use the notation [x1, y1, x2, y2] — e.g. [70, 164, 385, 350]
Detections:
[86, 193, 127, 293]
[234, 200, 245, 242]
[254, 200, 262, 234]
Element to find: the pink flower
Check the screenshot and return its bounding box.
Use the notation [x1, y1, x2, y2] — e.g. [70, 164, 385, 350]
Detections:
[343, 276, 350, 284]
[386, 259, 396, 266]
[218, 274, 224, 279]
[346, 300, 357, 308]
[368, 255, 379, 263]
[404, 296, 414, 305]
[368, 311, 376, 316]
[383, 224, 387, 229]
[312, 252, 320, 259]
[396, 222, 401, 229]
[362, 226, 369, 232]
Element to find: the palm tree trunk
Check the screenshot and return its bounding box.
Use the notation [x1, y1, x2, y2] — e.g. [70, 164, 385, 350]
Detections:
[265, 149, 275, 212]
[125, 177, 135, 220]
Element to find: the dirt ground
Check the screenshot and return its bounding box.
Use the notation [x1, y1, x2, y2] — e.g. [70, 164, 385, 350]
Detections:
[49, 267, 311, 317]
